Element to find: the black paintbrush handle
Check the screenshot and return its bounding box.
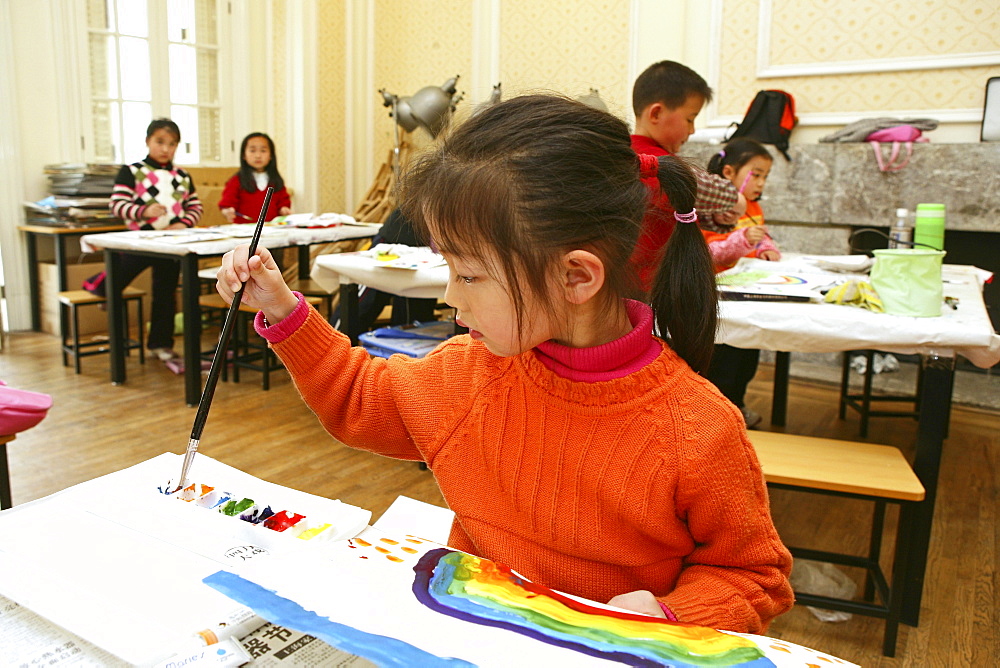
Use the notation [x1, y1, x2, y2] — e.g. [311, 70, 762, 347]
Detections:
[189, 187, 274, 442]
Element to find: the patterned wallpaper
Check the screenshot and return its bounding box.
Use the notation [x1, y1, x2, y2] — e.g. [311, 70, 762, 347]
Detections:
[717, 0, 999, 119]
[767, 0, 998, 64]
[317, 0, 346, 212]
[270, 0, 994, 213]
[371, 0, 474, 171]
[498, 0, 632, 120]
[269, 1, 288, 166]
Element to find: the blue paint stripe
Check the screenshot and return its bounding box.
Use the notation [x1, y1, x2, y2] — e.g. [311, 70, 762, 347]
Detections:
[203, 570, 475, 668]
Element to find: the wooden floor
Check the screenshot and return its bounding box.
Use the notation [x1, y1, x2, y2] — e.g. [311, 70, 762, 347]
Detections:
[1, 330, 997, 666]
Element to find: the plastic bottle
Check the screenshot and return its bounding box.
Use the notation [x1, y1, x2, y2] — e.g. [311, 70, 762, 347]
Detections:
[888, 208, 912, 249]
[914, 203, 945, 251]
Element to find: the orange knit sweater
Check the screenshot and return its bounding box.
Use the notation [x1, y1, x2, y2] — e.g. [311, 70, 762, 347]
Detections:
[272, 308, 794, 633]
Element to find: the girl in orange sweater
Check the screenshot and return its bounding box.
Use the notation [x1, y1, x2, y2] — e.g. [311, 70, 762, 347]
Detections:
[216, 95, 793, 633]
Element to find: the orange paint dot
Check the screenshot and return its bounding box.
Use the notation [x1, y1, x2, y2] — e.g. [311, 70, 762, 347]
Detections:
[380, 538, 399, 545]
[405, 538, 423, 544]
[769, 645, 791, 652]
[354, 538, 371, 547]
[386, 555, 404, 563]
[401, 547, 418, 554]
[375, 546, 390, 554]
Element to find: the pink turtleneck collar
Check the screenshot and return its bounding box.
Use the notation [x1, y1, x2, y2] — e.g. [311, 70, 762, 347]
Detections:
[533, 299, 661, 382]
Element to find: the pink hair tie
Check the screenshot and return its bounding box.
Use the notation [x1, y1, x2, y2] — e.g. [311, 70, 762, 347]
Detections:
[674, 209, 698, 224]
[638, 154, 659, 178]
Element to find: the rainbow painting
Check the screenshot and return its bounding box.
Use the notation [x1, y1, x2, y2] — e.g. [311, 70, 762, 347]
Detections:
[412, 548, 774, 667]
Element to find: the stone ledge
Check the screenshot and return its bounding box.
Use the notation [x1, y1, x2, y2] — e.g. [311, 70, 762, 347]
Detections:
[679, 142, 1000, 232]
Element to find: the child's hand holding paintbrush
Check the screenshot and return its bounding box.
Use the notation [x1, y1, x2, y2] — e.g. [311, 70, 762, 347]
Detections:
[221, 207, 254, 223]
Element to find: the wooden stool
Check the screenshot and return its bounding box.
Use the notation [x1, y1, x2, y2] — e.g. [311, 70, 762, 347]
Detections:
[58, 288, 146, 374]
[749, 430, 925, 657]
[285, 278, 336, 323]
[839, 350, 923, 437]
[198, 294, 323, 390]
[198, 265, 221, 293]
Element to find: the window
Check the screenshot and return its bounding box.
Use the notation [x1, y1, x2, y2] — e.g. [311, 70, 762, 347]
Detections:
[85, 0, 223, 165]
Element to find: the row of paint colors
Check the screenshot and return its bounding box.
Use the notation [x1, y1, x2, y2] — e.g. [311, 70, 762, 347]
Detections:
[172, 483, 335, 541]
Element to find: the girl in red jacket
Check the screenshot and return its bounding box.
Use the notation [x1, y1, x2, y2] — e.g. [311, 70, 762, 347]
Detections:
[216, 95, 793, 633]
[219, 132, 292, 224]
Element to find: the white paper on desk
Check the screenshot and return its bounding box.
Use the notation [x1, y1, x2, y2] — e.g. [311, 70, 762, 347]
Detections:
[0, 454, 370, 666]
[136, 229, 231, 244]
[218, 526, 856, 668]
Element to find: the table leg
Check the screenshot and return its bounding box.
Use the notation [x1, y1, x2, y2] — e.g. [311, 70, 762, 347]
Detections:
[340, 282, 360, 345]
[771, 351, 790, 427]
[105, 250, 126, 385]
[0, 438, 12, 510]
[55, 235, 69, 342]
[298, 245, 311, 280]
[24, 232, 40, 331]
[181, 255, 203, 407]
[900, 352, 954, 626]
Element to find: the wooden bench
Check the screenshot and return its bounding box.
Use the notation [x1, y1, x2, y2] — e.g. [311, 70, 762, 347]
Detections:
[58, 288, 146, 373]
[749, 430, 925, 657]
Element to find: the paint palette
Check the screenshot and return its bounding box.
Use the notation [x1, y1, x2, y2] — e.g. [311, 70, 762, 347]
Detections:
[162, 482, 363, 551]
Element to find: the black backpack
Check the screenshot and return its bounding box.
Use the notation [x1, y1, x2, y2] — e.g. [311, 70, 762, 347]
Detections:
[725, 90, 797, 160]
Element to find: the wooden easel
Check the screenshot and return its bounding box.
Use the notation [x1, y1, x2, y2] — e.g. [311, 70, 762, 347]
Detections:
[352, 139, 412, 225]
[281, 139, 412, 299]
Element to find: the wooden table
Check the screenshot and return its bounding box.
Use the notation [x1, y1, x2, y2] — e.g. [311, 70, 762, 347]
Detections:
[312, 248, 450, 343]
[81, 224, 380, 405]
[18, 224, 126, 332]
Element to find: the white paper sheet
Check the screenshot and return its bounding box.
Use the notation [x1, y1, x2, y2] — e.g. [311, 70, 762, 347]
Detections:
[0, 454, 370, 666]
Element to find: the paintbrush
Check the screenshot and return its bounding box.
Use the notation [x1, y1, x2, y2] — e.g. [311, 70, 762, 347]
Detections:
[173, 187, 274, 493]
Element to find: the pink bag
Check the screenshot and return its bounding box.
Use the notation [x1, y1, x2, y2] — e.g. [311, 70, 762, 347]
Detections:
[867, 125, 929, 172]
[0, 381, 53, 434]
[867, 125, 924, 142]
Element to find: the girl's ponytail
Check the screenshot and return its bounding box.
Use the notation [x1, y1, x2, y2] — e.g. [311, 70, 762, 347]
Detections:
[648, 155, 718, 374]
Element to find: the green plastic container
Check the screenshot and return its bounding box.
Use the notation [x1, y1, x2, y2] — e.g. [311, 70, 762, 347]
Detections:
[914, 203, 945, 251]
[870, 249, 946, 317]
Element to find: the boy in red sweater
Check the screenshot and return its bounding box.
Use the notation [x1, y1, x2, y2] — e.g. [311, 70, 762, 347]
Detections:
[630, 61, 747, 290]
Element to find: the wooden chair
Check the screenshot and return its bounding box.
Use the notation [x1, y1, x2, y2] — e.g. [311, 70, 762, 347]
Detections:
[198, 293, 323, 390]
[58, 288, 146, 373]
[749, 430, 925, 657]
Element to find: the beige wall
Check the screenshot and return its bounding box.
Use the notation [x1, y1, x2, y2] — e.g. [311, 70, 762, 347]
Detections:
[497, 0, 632, 119]
[317, 0, 348, 214]
[372, 0, 475, 178]
[711, 0, 999, 142]
[284, 0, 995, 216]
